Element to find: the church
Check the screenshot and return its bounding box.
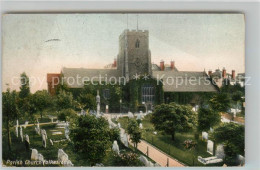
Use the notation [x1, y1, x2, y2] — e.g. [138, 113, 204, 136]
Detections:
[47, 29, 218, 112]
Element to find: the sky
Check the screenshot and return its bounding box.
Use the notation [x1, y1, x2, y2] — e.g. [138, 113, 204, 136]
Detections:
[2, 14, 245, 93]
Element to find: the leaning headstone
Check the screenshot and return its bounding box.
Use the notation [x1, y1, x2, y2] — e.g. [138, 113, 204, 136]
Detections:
[25, 134, 30, 144]
[207, 140, 214, 155]
[128, 112, 134, 118]
[112, 140, 120, 154]
[42, 132, 47, 148]
[216, 144, 225, 159]
[202, 132, 208, 141]
[50, 139, 53, 146]
[139, 155, 149, 166]
[31, 149, 38, 160]
[20, 126, 23, 142]
[38, 154, 44, 164]
[139, 123, 143, 129]
[237, 154, 245, 166]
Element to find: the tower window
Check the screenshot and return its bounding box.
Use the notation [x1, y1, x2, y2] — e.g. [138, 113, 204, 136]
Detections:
[135, 39, 140, 48]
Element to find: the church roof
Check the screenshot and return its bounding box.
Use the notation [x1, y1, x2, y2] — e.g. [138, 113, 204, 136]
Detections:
[152, 71, 218, 92]
[61, 67, 121, 88]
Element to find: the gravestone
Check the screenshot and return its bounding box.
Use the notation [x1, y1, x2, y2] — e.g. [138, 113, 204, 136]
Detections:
[25, 134, 30, 144]
[50, 139, 53, 146]
[139, 123, 143, 129]
[207, 140, 214, 155]
[128, 112, 134, 118]
[16, 126, 19, 138]
[31, 149, 38, 160]
[112, 140, 120, 154]
[20, 126, 23, 142]
[118, 123, 121, 128]
[236, 154, 245, 166]
[42, 132, 47, 148]
[215, 144, 225, 159]
[202, 132, 208, 141]
[38, 154, 44, 164]
[65, 122, 70, 140]
[139, 155, 150, 166]
[24, 121, 29, 129]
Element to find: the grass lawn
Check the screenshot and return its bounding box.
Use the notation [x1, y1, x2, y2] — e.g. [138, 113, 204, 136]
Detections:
[116, 116, 213, 166]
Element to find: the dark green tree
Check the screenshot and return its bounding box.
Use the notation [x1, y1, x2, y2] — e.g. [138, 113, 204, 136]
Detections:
[151, 102, 197, 141]
[211, 123, 244, 166]
[57, 108, 77, 123]
[209, 93, 231, 113]
[127, 119, 142, 148]
[19, 72, 30, 99]
[33, 90, 52, 119]
[2, 89, 19, 151]
[55, 90, 74, 110]
[70, 115, 112, 165]
[77, 93, 96, 110]
[197, 107, 221, 132]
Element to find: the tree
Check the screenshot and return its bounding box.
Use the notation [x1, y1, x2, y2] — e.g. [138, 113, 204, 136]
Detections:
[151, 102, 197, 141]
[197, 107, 221, 132]
[209, 93, 231, 113]
[56, 90, 74, 110]
[33, 90, 52, 119]
[211, 123, 244, 166]
[77, 93, 96, 110]
[70, 115, 112, 165]
[19, 72, 30, 99]
[57, 108, 77, 123]
[2, 89, 19, 151]
[127, 119, 142, 148]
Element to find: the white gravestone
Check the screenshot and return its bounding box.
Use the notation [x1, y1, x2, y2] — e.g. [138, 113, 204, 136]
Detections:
[202, 132, 208, 141]
[20, 126, 23, 142]
[207, 140, 214, 155]
[139, 155, 154, 166]
[215, 144, 225, 159]
[237, 154, 245, 166]
[42, 132, 47, 148]
[31, 149, 38, 160]
[24, 121, 29, 128]
[139, 123, 143, 129]
[128, 112, 134, 118]
[112, 140, 120, 154]
[38, 154, 44, 164]
[58, 149, 73, 166]
[65, 123, 70, 140]
[25, 134, 30, 144]
[50, 139, 53, 146]
[16, 120, 19, 137]
[117, 123, 121, 128]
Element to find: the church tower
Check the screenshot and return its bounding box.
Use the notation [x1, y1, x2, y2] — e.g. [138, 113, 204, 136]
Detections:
[117, 29, 152, 80]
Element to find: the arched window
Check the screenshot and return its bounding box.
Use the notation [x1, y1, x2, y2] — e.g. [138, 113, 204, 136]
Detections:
[135, 39, 140, 48]
[141, 84, 155, 103]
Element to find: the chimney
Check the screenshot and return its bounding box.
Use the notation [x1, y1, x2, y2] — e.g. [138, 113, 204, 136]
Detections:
[232, 70, 235, 79]
[160, 60, 165, 71]
[222, 67, 226, 78]
[170, 61, 175, 70]
[208, 70, 212, 76]
[113, 58, 117, 67]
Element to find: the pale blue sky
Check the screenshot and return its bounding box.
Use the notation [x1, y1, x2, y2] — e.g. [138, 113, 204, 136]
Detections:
[2, 14, 245, 92]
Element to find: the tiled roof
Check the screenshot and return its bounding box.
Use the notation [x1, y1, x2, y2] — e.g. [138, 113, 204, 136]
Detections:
[152, 71, 218, 92]
[61, 67, 121, 88]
